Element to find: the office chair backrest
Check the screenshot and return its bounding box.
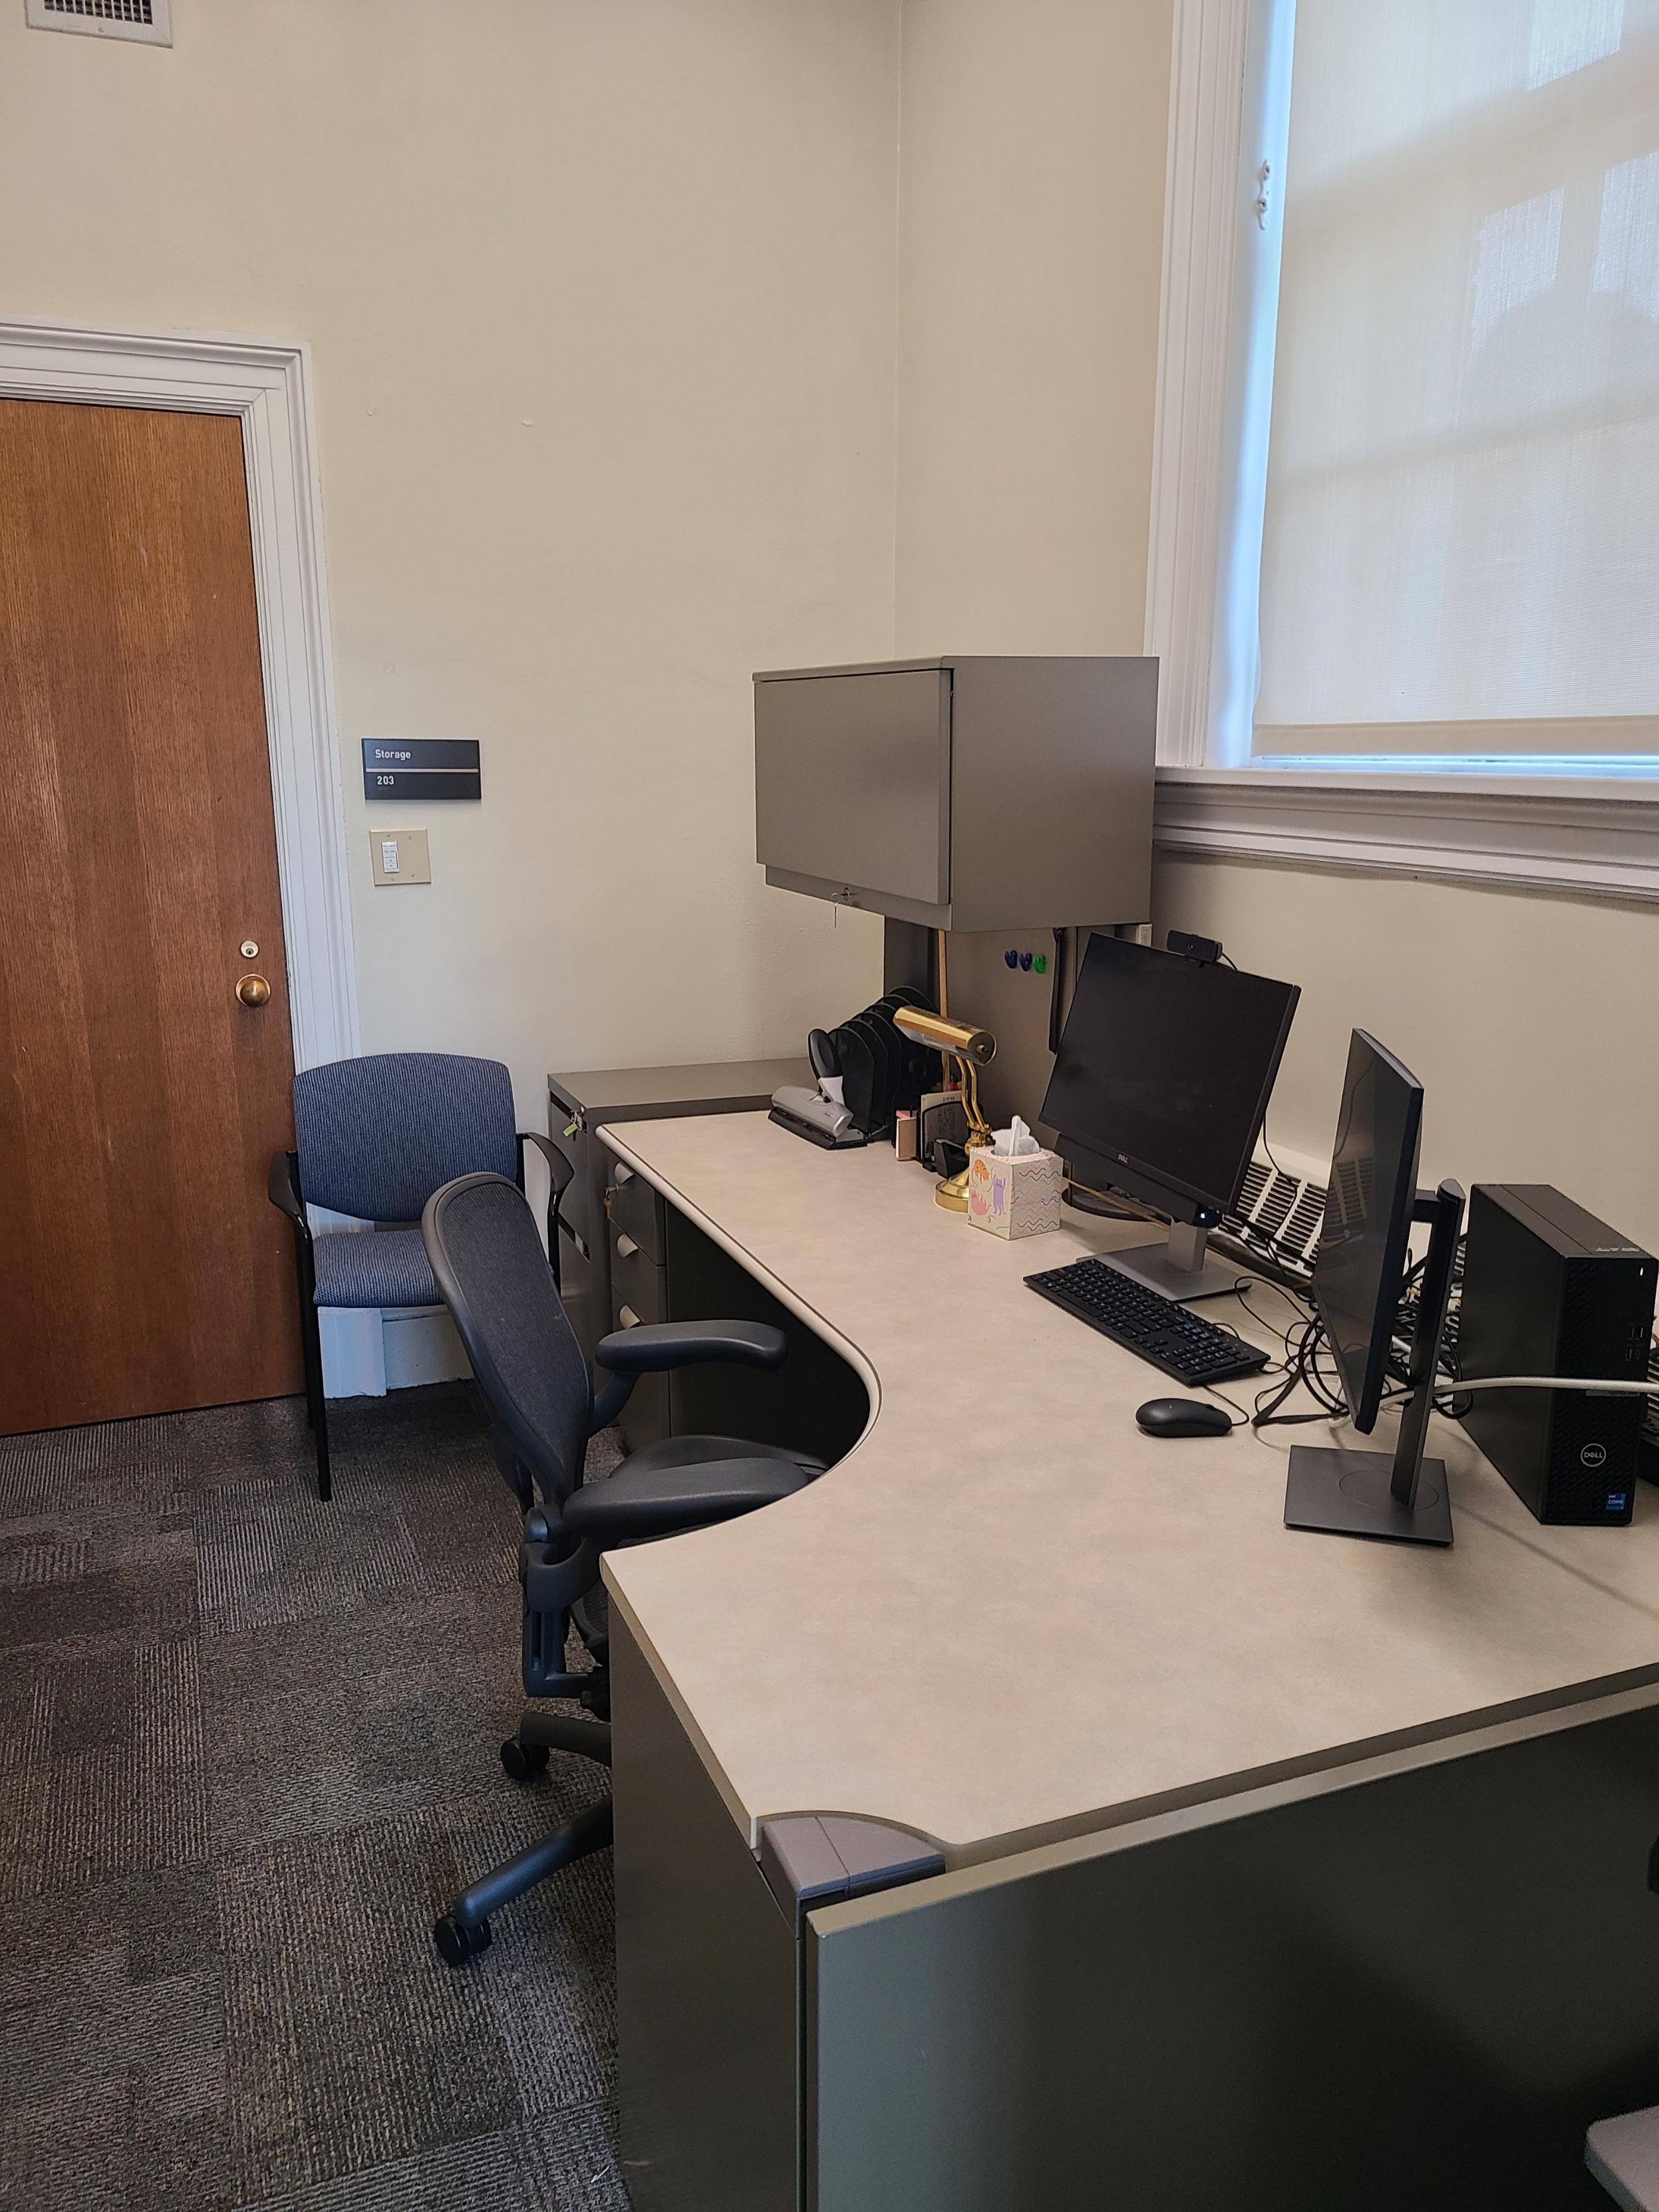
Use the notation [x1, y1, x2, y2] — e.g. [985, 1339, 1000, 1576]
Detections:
[422, 1173, 591, 1508]
[293, 1052, 518, 1222]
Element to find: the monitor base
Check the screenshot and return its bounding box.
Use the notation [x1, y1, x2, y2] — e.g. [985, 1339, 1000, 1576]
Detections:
[1284, 1446, 1453, 1547]
[1104, 1241, 1246, 1303]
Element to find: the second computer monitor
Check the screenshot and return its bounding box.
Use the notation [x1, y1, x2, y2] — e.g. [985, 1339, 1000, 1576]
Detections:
[1308, 1028, 1424, 1436]
[1041, 933, 1299, 1298]
[1284, 1025, 1462, 1546]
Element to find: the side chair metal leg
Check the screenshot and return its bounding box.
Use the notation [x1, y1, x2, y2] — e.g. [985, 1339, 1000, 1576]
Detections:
[291, 1230, 332, 1504]
[433, 1798, 613, 1967]
[299, 1294, 331, 1503]
[311, 1392, 333, 1506]
[277, 1158, 332, 1502]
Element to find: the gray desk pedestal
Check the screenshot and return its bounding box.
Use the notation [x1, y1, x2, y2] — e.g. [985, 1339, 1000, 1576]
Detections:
[546, 1059, 808, 1393]
[618, 1609, 1659, 2211]
[614, 1617, 797, 2212]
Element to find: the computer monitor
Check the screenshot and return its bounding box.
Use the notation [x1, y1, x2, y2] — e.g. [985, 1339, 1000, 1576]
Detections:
[1313, 1030, 1424, 1435]
[1040, 932, 1300, 1299]
[1284, 1028, 1465, 1547]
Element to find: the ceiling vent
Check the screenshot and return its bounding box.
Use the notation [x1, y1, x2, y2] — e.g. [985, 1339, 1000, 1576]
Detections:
[25, 0, 172, 43]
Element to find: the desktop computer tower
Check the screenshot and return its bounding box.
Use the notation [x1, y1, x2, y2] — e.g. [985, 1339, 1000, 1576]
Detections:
[1457, 1185, 1656, 1525]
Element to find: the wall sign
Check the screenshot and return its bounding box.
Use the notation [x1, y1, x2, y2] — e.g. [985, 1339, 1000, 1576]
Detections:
[362, 738, 482, 802]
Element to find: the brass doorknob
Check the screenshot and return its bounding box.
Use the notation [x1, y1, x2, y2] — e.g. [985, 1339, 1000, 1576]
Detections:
[236, 973, 272, 1009]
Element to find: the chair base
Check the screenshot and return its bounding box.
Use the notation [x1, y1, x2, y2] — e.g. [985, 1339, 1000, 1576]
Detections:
[434, 1709, 613, 1967]
[434, 1798, 613, 1967]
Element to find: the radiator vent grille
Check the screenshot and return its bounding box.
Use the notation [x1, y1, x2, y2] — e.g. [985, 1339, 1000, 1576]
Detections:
[26, 0, 171, 43]
[1217, 1164, 1659, 1464]
[1217, 1158, 1328, 1283]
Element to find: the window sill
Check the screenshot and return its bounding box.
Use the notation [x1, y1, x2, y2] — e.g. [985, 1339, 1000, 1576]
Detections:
[1152, 766, 1659, 905]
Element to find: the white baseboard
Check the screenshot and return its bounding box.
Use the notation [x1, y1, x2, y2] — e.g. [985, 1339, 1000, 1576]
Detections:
[380, 1307, 471, 1390]
[319, 1307, 385, 1400]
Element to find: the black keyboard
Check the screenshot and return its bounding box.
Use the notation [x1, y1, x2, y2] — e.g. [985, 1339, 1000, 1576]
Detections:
[1024, 1256, 1270, 1386]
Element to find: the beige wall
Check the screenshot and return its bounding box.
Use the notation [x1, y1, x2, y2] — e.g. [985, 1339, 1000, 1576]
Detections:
[1155, 860, 1659, 1253]
[893, 0, 1172, 654]
[7, 0, 1650, 1279]
[0, 0, 894, 1124]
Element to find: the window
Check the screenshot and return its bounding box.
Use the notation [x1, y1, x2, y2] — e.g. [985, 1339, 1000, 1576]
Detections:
[1153, 0, 1659, 790]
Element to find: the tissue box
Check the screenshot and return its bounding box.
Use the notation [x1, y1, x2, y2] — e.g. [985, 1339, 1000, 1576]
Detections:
[965, 1144, 1062, 1239]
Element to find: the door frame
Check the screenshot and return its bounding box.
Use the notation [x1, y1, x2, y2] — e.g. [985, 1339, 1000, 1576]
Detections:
[0, 317, 384, 1395]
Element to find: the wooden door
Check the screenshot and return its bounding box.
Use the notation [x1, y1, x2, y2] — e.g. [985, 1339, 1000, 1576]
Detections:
[0, 398, 305, 1434]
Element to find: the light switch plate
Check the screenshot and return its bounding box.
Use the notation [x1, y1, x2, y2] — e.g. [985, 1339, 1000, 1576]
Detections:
[371, 828, 432, 885]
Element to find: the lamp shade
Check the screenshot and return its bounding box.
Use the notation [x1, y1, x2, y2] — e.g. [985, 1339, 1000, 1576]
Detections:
[893, 1008, 996, 1066]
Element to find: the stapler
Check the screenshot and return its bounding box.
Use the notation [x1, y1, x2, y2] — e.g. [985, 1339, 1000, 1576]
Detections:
[769, 1084, 867, 1150]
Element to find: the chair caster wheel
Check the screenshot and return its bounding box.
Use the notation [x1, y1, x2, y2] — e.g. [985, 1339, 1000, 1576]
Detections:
[434, 1913, 492, 1968]
[501, 1738, 551, 1782]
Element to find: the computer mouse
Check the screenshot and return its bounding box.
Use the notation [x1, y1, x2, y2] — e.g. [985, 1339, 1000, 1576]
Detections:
[1135, 1397, 1233, 1438]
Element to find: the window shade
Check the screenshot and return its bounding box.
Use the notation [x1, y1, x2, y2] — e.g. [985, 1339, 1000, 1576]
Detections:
[1254, 0, 1659, 762]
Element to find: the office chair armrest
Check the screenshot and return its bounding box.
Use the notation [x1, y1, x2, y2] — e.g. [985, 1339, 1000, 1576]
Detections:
[518, 1130, 575, 1287]
[562, 1454, 812, 1541]
[518, 1129, 574, 1204]
[268, 1150, 310, 1241]
[594, 1319, 788, 1375]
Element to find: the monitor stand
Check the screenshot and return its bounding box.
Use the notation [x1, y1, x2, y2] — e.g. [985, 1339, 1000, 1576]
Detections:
[1283, 1180, 1464, 1549]
[1105, 1221, 1247, 1303]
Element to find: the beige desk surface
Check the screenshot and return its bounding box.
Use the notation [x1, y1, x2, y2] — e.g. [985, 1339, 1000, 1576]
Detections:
[599, 1112, 1659, 1863]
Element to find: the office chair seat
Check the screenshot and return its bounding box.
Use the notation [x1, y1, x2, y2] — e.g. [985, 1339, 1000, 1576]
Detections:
[563, 1454, 812, 1541]
[621, 1432, 827, 1479]
[309, 1225, 438, 1310]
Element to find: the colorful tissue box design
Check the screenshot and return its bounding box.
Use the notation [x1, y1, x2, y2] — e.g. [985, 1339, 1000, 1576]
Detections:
[965, 1145, 1062, 1239]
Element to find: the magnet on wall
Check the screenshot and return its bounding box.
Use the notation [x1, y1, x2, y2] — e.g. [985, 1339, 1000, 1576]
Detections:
[1004, 949, 1019, 968]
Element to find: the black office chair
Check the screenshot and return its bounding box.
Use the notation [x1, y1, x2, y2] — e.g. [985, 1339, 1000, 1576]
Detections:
[420, 1170, 825, 1966]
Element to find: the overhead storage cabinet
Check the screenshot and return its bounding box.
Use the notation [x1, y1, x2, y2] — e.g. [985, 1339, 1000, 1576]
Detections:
[754, 655, 1157, 931]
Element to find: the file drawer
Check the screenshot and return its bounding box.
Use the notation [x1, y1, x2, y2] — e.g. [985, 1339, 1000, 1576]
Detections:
[612, 1232, 666, 1330]
[608, 1160, 666, 1265]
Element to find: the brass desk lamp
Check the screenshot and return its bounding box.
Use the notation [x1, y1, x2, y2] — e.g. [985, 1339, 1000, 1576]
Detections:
[893, 1006, 996, 1211]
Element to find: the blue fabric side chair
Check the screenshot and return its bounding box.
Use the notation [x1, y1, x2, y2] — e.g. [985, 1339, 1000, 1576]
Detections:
[268, 1052, 569, 1501]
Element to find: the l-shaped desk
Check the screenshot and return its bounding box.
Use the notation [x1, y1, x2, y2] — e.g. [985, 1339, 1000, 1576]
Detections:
[598, 1110, 1659, 2212]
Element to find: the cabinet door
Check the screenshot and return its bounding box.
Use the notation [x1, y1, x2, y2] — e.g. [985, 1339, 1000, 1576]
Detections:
[754, 667, 951, 907]
[806, 1697, 1659, 2212]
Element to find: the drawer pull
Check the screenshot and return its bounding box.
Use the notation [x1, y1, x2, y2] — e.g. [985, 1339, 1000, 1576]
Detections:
[615, 1233, 639, 1259]
[612, 1162, 635, 1187]
[619, 1303, 641, 1329]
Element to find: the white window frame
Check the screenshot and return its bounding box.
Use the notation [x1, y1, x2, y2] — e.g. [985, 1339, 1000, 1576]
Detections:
[1144, 0, 1659, 904]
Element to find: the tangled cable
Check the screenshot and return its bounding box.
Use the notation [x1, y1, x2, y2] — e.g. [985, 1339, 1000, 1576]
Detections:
[1231, 1252, 1467, 1432]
